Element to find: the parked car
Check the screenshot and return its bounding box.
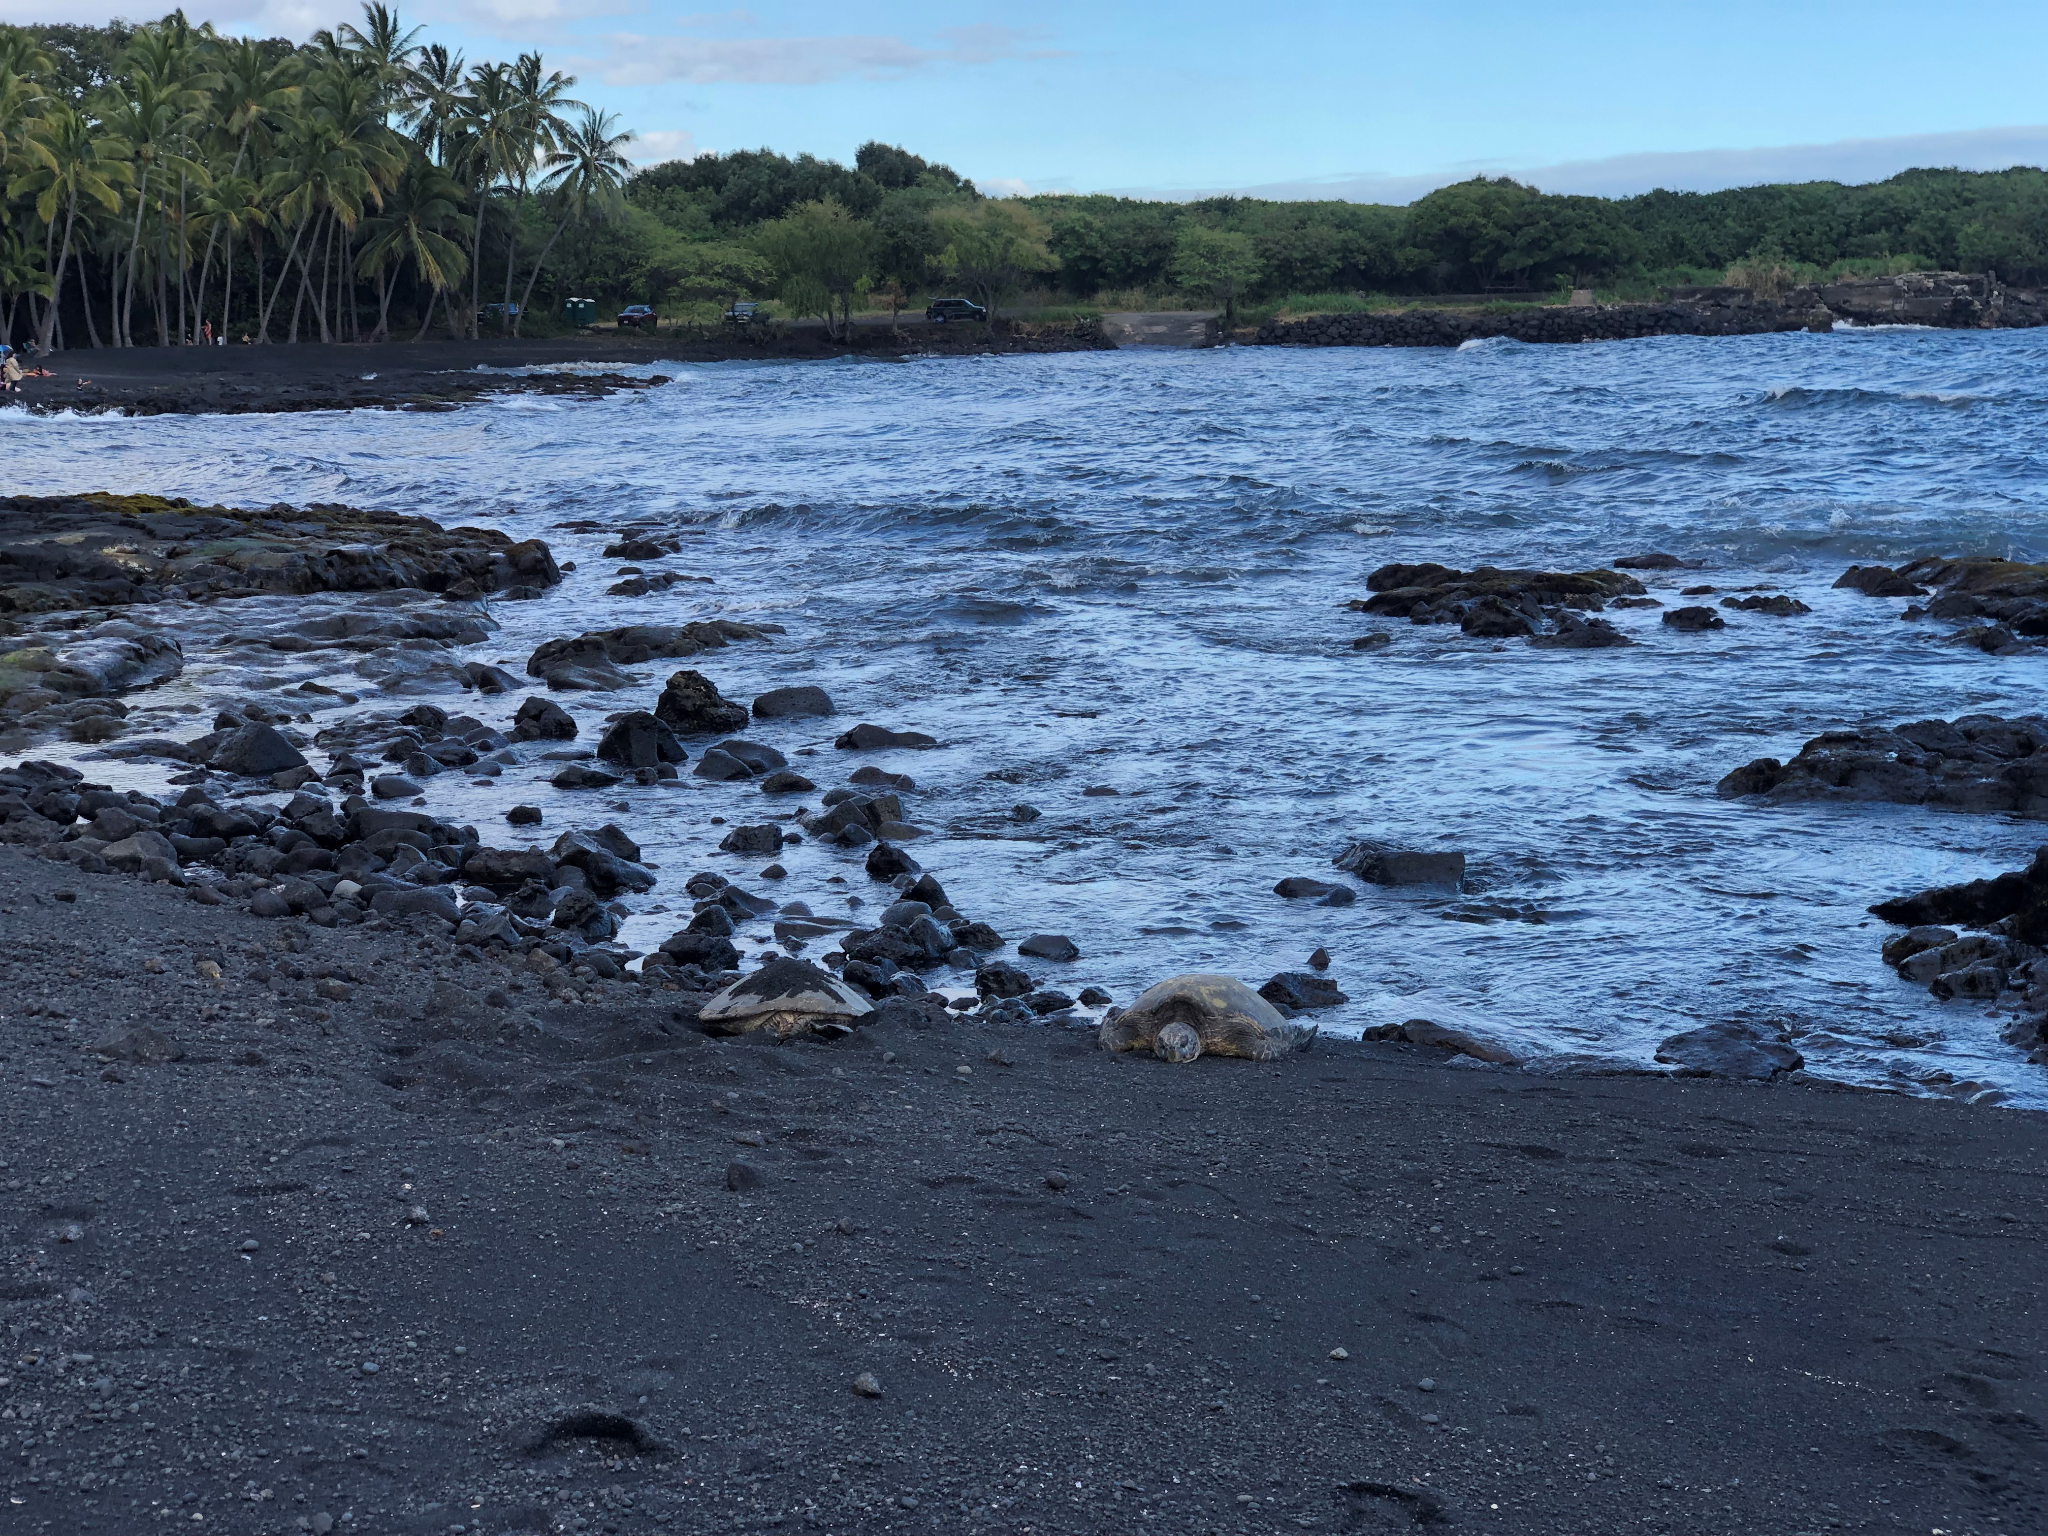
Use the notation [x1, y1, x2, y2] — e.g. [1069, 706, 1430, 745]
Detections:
[617, 304, 659, 330]
[722, 302, 769, 325]
[925, 297, 987, 323]
[479, 301, 520, 320]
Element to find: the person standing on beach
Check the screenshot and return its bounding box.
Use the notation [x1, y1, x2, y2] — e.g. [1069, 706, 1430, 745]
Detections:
[0, 346, 20, 394]
[202, 321, 213, 346]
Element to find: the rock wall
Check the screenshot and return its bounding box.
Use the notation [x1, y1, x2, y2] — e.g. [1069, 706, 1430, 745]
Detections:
[1251, 272, 2048, 349]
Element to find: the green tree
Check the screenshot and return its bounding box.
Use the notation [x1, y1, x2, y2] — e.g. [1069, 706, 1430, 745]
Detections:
[1171, 224, 1262, 323]
[753, 197, 876, 338]
[933, 201, 1055, 316]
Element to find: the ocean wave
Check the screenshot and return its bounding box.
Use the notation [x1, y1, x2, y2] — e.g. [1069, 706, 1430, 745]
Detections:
[1756, 384, 1992, 409]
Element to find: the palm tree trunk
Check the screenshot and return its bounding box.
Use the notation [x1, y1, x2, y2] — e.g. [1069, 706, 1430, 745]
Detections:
[38, 195, 81, 352]
[374, 265, 395, 341]
[513, 210, 573, 338]
[176, 171, 188, 344]
[412, 283, 443, 342]
[220, 230, 235, 342]
[260, 213, 313, 343]
[468, 192, 488, 340]
[121, 163, 151, 348]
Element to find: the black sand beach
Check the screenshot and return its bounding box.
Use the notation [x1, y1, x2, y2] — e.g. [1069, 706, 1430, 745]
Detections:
[2, 847, 2042, 1536]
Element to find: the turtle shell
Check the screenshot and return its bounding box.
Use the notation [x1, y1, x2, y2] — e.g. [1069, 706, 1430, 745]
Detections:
[699, 957, 874, 1037]
[1099, 972, 1315, 1062]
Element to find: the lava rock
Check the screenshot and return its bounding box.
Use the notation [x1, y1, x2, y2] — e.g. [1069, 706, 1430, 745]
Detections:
[835, 723, 938, 751]
[865, 842, 920, 880]
[720, 824, 785, 855]
[1018, 933, 1079, 961]
[760, 769, 816, 793]
[208, 724, 308, 777]
[1655, 1021, 1804, 1080]
[752, 685, 834, 719]
[1274, 876, 1356, 905]
[1662, 605, 1726, 631]
[511, 696, 577, 740]
[1334, 841, 1466, 888]
[551, 764, 622, 790]
[975, 961, 1034, 999]
[655, 669, 751, 735]
[506, 805, 543, 826]
[1717, 714, 2048, 818]
[1259, 972, 1350, 1011]
[596, 711, 687, 769]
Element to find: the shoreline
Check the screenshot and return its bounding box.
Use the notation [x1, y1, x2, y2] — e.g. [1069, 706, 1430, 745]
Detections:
[1, 323, 1111, 417]
[2, 843, 2044, 1535]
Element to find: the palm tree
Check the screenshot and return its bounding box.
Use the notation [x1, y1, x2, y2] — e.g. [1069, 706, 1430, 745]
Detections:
[197, 172, 263, 339]
[402, 42, 466, 166]
[515, 108, 632, 335]
[494, 51, 581, 330]
[190, 36, 298, 340]
[353, 157, 467, 340]
[259, 62, 402, 342]
[23, 102, 131, 351]
[450, 59, 521, 338]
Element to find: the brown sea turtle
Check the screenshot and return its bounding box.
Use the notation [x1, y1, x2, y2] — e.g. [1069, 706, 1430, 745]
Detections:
[1099, 973, 1317, 1063]
[699, 957, 875, 1039]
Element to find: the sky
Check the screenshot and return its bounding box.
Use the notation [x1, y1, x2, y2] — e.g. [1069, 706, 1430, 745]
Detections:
[17, 0, 2048, 201]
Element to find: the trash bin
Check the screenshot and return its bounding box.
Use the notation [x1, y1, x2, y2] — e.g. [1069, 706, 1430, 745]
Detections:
[563, 298, 597, 327]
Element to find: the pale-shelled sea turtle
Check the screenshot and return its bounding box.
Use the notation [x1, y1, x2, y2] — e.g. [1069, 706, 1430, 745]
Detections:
[1099, 973, 1317, 1063]
[699, 957, 875, 1039]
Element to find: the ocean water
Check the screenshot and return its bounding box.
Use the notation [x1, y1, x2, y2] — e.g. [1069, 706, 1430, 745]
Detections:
[9, 328, 2048, 1106]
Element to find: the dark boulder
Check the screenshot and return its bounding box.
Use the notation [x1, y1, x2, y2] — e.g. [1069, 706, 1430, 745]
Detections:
[552, 763, 622, 790]
[1662, 605, 1726, 632]
[1018, 933, 1079, 961]
[720, 824, 785, 855]
[1259, 972, 1350, 1011]
[866, 842, 920, 880]
[1334, 841, 1465, 888]
[1274, 876, 1355, 906]
[753, 685, 834, 719]
[207, 724, 308, 777]
[511, 696, 577, 741]
[835, 723, 938, 750]
[596, 711, 686, 769]
[1654, 1021, 1803, 1080]
[760, 769, 816, 793]
[975, 961, 1034, 999]
[655, 670, 750, 735]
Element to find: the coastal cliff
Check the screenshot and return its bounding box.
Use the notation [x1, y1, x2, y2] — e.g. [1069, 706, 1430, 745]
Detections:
[1252, 271, 2048, 348]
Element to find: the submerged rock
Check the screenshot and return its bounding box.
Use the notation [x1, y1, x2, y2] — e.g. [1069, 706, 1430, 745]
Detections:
[1662, 605, 1726, 631]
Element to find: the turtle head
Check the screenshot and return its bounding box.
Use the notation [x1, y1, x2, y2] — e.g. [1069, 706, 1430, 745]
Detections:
[1153, 1020, 1202, 1064]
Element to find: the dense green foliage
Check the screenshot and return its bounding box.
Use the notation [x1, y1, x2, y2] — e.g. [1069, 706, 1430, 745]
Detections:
[5, 4, 2046, 350]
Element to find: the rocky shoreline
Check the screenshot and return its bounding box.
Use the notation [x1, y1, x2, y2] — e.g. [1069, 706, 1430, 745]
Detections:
[5, 486, 2048, 1531]
[1253, 271, 2048, 348]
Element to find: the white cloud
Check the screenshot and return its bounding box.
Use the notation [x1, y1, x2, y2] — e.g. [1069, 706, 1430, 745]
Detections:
[631, 127, 699, 165]
[973, 177, 1033, 198]
[1114, 125, 2048, 205]
[597, 24, 1064, 87]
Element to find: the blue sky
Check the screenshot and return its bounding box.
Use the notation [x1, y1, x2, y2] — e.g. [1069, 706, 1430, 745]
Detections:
[21, 0, 2048, 198]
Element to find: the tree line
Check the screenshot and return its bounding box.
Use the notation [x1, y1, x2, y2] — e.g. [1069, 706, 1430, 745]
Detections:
[6, 5, 2047, 350]
[0, 6, 634, 349]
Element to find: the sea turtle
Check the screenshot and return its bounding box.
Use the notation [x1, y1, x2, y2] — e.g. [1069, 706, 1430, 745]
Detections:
[1099, 973, 1317, 1063]
[698, 956, 875, 1040]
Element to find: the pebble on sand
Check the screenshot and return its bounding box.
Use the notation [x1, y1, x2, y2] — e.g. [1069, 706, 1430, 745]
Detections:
[852, 1371, 884, 1398]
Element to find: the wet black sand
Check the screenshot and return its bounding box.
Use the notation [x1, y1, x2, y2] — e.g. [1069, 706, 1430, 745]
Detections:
[2, 846, 2042, 1536]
